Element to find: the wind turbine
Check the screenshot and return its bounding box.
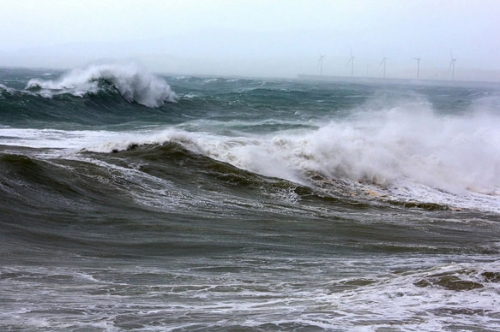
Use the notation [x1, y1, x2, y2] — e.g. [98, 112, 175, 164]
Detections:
[346, 48, 355, 77]
[413, 57, 421, 79]
[449, 51, 457, 80]
[380, 56, 387, 78]
[318, 55, 325, 76]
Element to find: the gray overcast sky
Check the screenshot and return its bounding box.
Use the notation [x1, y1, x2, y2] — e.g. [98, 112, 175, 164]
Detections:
[1, 0, 499, 79]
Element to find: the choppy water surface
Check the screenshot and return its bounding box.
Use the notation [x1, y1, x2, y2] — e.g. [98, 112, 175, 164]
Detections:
[1, 64, 500, 331]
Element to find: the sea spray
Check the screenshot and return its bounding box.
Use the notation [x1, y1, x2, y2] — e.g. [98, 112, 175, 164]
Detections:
[26, 61, 176, 107]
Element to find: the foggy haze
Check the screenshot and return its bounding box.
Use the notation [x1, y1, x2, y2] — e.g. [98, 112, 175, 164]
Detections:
[1, 0, 500, 80]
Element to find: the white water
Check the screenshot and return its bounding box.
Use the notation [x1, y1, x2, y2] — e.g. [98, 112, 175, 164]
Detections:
[1, 257, 499, 331]
[2, 99, 499, 211]
[25, 61, 176, 107]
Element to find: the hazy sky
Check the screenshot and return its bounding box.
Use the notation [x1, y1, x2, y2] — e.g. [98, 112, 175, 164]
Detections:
[1, 0, 499, 79]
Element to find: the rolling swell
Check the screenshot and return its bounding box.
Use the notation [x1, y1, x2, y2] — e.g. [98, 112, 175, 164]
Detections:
[0, 149, 241, 258]
[0, 152, 135, 224]
[2, 143, 497, 264]
[0, 140, 370, 225]
[94, 141, 476, 219]
[1, 144, 347, 260]
[102, 141, 377, 206]
[97, 141, 315, 212]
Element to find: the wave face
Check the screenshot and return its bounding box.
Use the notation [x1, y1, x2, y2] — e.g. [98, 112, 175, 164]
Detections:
[1, 67, 500, 331]
[25, 61, 176, 107]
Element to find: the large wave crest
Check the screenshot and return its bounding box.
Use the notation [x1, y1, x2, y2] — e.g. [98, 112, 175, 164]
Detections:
[25, 62, 176, 107]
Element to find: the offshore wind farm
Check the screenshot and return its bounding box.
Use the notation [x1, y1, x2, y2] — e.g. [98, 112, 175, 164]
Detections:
[297, 47, 500, 86]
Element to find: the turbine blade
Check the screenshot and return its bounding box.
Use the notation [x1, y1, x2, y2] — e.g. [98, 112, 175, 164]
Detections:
[317, 55, 324, 67]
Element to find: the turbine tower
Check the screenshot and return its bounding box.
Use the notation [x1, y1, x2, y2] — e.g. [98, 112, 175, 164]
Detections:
[346, 48, 355, 77]
[318, 55, 325, 76]
[449, 51, 457, 80]
[413, 57, 421, 79]
[380, 56, 387, 78]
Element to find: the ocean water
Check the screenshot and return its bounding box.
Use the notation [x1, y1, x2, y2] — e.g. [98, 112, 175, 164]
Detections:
[1, 62, 500, 331]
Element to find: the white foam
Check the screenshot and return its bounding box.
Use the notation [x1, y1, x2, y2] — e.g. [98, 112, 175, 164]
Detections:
[25, 61, 176, 107]
[0, 127, 130, 151]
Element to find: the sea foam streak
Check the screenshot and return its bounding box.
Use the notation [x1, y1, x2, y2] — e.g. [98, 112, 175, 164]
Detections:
[25, 62, 176, 107]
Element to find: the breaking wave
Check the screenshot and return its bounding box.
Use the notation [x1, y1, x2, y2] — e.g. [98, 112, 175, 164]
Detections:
[86, 108, 500, 191]
[25, 61, 176, 107]
[78, 104, 500, 212]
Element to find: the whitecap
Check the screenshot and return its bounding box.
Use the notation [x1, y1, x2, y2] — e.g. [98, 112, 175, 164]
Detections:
[25, 61, 177, 108]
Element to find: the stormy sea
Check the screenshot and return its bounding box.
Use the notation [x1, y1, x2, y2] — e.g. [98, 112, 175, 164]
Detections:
[1, 62, 499, 331]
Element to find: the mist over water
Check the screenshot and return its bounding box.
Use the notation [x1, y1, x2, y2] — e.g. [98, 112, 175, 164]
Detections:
[1, 64, 500, 331]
